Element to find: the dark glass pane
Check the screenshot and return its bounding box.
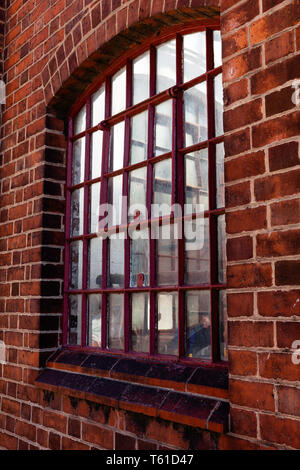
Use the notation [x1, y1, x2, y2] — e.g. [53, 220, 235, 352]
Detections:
[154, 100, 172, 156]
[184, 149, 209, 213]
[183, 32, 206, 82]
[133, 52, 149, 105]
[184, 82, 207, 146]
[130, 228, 149, 287]
[184, 218, 210, 285]
[72, 137, 85, 185]
[71, 188, 84, 236]
[69, 241, 83, 290]
[68, 295, 82, 345]
[186, 290, 211, 359]
[156, 39, 176, 93]
[131, 293, 149, 353]
[219, 290, 227, 361]
[218, 214, 226, 283]
[88, 294, 101, 347]
[108, 234, 124, 288]
[88, 237, 102, 289]
[130, 111, 148, 164]
[108, 293, 124, 350]
[157, 292, 178, 355]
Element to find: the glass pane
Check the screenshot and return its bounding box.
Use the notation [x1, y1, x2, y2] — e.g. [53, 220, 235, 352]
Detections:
[112, 66, 126, 115]
[89, 183, 100, 233]
[92, 85, 105, 127]
[219, 290, 227, 361]
[110, 121, 125, 172]
[90, 131, 103, 179]
[157, 224, 178, 286]
[214, 74, 224, 137]
[184, 149, 209, 213]
[157, 292, 178, 355]
[184, 217, 210, 285]
[213, 30, 222, 68]
[72, 137, 85, 185]
[154, 100, 172, 156]
[130, 228, 149, 287]
[216, 142, 225, 208]
[133, 51, 150, 105]
[184, 82, 207, 146]
[153, 159, 172, 215]
[68, 295, 82, 345]
[107, 175, 123, 226]
[71, 188, 84, 236]
[130, 111, 148, 164]
[186, 290, 211, 359]
[131, 293, 149, 353]
[183, 31, 206, 82]
[128, 167, 147, 222]
[108, 234, 124, 288]
[69, 241, 83, 290]
[156, 39, 176, 93]
[88, 294, 101, 347]
[74, 105, 86, 135]
[218, 215, 226, 283]
[88, 237, 102, 289]
[108, 293, 124, 350]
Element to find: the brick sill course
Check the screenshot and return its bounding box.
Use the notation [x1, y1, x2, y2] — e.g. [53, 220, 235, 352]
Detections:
[35, 350, 229, 434]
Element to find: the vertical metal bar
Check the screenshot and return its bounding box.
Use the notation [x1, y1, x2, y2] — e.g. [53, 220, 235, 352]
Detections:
[63, 117, 73, 346]
[100, 76, 111, 350]
[176, 34, 185, 358]
[124, 59, 132, 352]
[81, 98, 91, 347]
[206, 28, 219, 362]
[149, 44, 156, 355]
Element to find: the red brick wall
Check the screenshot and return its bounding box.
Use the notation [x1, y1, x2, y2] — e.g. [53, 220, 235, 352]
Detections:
[222, 0, 300, 449]
[0, 0, 299, 450]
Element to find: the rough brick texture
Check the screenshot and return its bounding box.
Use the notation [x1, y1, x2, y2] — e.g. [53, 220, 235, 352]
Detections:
[222, 0, 300, 451]
[0, 0, 299, 451]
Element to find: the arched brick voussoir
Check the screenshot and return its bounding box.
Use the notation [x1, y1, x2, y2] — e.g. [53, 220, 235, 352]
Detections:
[42, 1, 220, 119]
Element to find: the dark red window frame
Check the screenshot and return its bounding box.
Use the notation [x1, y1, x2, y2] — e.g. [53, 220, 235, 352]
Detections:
[63, 24, 227, 367]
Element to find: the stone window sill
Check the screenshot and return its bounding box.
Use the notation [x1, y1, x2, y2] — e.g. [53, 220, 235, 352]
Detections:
[35, 350, 229, 434]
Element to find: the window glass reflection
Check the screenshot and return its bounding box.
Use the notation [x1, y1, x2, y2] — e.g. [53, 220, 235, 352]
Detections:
[88, 237, 102, 289]
[69, 241, 83, 290]
[157, 292, 178, 355]
[184, 218, 210, 285]
[112, 67, 126, 115]
[88, 294, 101, 347]
[184, 149, 209, 213]
[72, 137, 85, 185]
[186, 290, 211, 359]
[154, 100, 172, 156]
[183, 31, 206, 82]
[156, 40, 176, 93]
[108, 293, 124, 350]
[130, 228, 149, 287]
[131, 293, 149, 353]
[130, 111, 148, 164]
[184, 82, 207, 146]
[69, 295, 82, 345]
[71, 188, 84, 236]
[133, 52, 150, 105]
[108, 233, 124, 288]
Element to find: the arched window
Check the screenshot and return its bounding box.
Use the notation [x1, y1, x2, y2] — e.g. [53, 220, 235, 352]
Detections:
[64, 26, 226, 364]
